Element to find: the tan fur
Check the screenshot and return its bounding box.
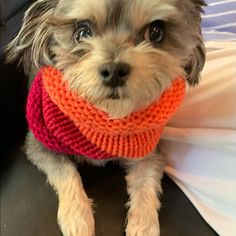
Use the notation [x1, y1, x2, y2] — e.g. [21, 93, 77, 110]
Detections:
[51, 0, 185, 118]
[130, 0, 178, 29]
[125, 150, 164, 236]
[63, 38, 183, 118]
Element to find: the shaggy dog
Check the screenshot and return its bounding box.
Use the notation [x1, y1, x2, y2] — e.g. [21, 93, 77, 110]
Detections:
[6, 0, 205, 235]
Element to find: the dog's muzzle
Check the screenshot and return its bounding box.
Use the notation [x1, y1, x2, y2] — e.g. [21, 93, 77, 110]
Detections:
[99, 62, 131, 87]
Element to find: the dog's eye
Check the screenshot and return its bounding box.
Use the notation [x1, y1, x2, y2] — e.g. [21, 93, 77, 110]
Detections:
[74, 22, 93, 43]
[144, 20, 165, 44]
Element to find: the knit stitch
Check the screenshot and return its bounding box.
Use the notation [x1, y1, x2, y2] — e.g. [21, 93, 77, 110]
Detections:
[27, 66, 186, 159]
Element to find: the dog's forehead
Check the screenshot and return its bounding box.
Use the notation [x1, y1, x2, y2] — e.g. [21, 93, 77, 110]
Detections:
[58, 0, 177, 28]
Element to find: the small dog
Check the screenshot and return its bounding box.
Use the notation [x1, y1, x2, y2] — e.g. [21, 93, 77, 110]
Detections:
[6, 0, 205, 235]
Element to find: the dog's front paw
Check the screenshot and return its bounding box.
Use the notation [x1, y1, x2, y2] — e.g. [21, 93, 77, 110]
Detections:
[57, 198, 95, 236]
[126, 210, 160, 236]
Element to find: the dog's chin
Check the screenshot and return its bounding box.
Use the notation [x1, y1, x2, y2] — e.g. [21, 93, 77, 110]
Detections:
[94, 97, 139, 119]
[90, 88, 158, 119]
[73, 80, 165, 119]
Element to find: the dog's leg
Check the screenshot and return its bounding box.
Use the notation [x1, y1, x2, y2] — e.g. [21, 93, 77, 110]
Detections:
[124, 150, 164, 236]
[26, 132, 95, 236]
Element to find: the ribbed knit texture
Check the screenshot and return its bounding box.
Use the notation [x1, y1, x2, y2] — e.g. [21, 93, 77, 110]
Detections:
[27, 66, 186, 159]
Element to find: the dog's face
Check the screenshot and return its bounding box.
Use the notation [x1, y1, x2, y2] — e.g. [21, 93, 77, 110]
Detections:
[7, 0, 205, 118]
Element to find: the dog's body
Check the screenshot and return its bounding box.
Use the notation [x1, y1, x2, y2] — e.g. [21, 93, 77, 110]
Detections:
[6, 0, 205, 235]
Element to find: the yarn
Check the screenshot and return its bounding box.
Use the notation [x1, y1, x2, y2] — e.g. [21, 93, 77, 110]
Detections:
[27, 66, 186, 159]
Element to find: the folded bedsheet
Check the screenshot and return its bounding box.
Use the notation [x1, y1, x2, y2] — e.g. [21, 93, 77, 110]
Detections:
[161, 1, 236, 234]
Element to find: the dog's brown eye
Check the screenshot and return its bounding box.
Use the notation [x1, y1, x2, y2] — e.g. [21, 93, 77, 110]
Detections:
[74, 22, 93, 43]
[144, 20, 165, 44]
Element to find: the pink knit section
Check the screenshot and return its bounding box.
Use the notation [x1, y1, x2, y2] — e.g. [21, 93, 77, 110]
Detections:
[27, 73, 112, 159]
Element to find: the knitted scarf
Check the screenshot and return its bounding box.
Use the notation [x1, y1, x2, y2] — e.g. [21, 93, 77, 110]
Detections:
[27, 66, 186, 160]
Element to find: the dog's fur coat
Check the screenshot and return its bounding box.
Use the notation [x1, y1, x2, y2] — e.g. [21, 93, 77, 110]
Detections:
[6, 0, 205, 235]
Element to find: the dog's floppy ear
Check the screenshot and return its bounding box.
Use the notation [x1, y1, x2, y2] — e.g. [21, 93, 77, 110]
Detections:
[5, 0, 58, 74]
[185, 0, 206, 86]
[185, 40, 205, 86]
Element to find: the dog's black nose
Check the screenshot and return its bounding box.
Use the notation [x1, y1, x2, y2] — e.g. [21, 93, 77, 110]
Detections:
[99, 62, 131, 87]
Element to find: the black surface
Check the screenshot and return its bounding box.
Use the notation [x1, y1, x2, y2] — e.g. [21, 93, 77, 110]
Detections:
[160, 177, 217, 236]
[1, 150, 60, 236]
[0, 0, 29, 154]
[0, 1, 31, 54]
[0, 0, 31, 25]
[0, 61, 28, 158]
[1, 149, 217, 236]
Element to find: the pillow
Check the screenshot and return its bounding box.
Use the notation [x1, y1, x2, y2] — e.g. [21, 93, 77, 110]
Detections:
[202, 0, 236, 41]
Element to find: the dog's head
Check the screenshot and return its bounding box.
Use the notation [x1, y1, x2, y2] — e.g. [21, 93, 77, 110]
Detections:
[6, 0, 205, 118]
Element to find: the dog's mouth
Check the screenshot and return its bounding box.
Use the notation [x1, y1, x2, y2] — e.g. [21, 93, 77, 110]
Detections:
[106, 89, 120, 100]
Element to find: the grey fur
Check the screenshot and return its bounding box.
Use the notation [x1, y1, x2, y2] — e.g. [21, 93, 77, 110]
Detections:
[6, 0, 206, 85]
[5, 0, 58, 74]
[105, 0, 125, 30]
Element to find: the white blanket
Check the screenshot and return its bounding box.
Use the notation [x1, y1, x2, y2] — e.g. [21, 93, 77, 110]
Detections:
[160, 41, 236, 236]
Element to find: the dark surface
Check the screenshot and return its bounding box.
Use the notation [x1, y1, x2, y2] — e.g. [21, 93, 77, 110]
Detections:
[0, 62, 28, 157]
[0, 1, 217, 236]
[0, 0, 31, 24]
[0, 0, 29, 155]
[0, 0, 32, 54]
[1, 149, 217, 236]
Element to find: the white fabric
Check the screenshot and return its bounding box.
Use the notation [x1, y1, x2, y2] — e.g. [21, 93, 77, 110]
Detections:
[160, 41, 236, 236]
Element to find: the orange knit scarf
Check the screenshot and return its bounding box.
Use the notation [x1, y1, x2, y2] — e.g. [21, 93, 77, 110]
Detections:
[39, 66, 186, 158]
